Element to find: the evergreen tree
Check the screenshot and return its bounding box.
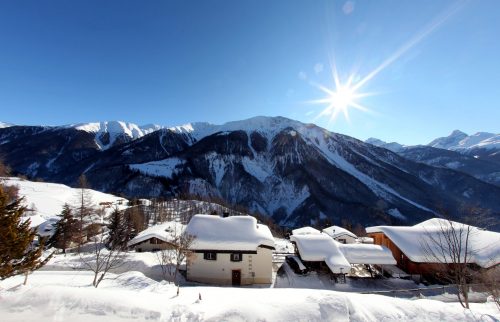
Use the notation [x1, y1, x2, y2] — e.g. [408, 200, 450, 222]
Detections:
[107, 207, 126, 250]
[49, 204, 78, 254]
[0, 185, 44, 280]
[0, 158, 11, 177]
[123, 206, 145, 244]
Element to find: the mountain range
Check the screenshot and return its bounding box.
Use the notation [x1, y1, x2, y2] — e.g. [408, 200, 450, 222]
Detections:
[1, 117, 499, 228]
[366, 130, 500, 186]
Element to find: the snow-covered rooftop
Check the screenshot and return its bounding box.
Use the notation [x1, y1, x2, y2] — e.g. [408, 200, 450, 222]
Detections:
[292, 226, 321, 236]
[338, 243, 396, 265]
[366, 218, 500, 268]
[127, 221, 186, 247]
[290, 233, 351, 274]
[185, 215, 275, 251]
[322, 225, 357, 239]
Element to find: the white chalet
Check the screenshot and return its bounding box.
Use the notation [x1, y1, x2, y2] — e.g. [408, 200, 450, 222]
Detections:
[290, 229, 396, 275]
[322, 225, 358, 244]
[185, 215, 275, 286]
[127, 222, 185, 252]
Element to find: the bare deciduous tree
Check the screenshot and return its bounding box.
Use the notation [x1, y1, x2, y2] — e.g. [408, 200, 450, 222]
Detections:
[155, 223, 195, 292]
[155, 247, 176, 282]
[420, 216, 496, 309]
[479, 266, 500, 310]
[74, 175, 95, 252]
[79, 220, 125, 288]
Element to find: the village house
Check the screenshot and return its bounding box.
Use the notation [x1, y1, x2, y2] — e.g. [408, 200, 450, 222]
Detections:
[322, 225, 358, 244]
[290, 231, 396, 277]
[366, 218, 500, 278]
[127, 221, 185, 252]
[290, 233, 351, 275]
[291, 226, 321, 236]
[184, 214, 275, 286]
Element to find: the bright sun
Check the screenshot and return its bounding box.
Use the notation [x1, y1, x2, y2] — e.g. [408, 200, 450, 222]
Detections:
[310, 72, 371, 123]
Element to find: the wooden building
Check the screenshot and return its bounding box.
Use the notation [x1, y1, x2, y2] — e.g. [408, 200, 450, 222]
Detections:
[366, 218, 500, 277]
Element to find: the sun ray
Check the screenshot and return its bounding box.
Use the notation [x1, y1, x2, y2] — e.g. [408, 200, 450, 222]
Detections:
[309, 1, 466, 123]
[351, 0, 466, 92]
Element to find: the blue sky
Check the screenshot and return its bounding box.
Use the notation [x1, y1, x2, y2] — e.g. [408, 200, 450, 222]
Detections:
[0, 0, 499, 145]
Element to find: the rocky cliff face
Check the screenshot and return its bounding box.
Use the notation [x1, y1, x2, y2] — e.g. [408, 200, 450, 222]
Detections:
[1, 117, 499, 227]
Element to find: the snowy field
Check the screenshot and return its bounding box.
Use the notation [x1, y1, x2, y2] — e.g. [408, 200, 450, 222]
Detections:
[1, 270, 499, 322]
[0, 177, 128, 219]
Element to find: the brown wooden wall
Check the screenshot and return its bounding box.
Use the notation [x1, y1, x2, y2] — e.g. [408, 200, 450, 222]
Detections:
[368, 232, 448, 275]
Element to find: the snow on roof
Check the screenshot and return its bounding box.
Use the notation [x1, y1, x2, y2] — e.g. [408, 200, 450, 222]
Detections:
[322, 226, 357, 239]
[291, 226, 321, 236]
[22, 214, 47, 228]
[127, 221, 185, 247]
[185, 215, 275, 251]
[366, 218, 500, 268]
[290, 233, 351, 274]
[287, 255, 307, 271]
[358, 236, 374, 244]
[338, 243, 396, 265]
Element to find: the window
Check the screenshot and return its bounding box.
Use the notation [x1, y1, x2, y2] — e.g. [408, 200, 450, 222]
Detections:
[204, 252, 217, 260]
[230, 253, 242, 262]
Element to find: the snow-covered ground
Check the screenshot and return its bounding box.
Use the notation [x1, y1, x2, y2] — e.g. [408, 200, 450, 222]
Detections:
[1, 270, 498, 322]
[2, 177, 498, 321]
[1, 177, 128, 219]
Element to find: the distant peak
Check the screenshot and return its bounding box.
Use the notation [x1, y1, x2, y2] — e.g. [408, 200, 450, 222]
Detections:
[365, 138, 386, 145]
[450, 130, 467, 137]
[0, 121, 14, 128]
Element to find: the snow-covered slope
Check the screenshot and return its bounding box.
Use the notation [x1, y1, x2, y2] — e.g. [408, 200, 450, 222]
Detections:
[0, 177, 127, 220]
[365, 138, 406, 152]
[168, 116, 306, 142]
[68, 121, 162, 150]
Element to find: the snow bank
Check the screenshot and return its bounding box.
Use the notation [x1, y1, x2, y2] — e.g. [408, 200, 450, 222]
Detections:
[185, 215, 275, 251]
[1, 270, 498, 322]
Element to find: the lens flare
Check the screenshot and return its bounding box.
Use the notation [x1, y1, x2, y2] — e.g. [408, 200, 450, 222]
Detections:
[309, 0, 466, 123]
[309, 65, 372, 123]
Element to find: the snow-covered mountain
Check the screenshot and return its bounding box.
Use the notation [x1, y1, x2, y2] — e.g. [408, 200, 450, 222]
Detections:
[428, 130, 499, 151]
[67, 121, 162, 150]
[0, 121, 14, 128]
[367, 130, 499, 154]
[167, 116, 305, 141]
[1, 117, 499, 227]
[365, 130, 500, 186]
[365, 138, 406, 153]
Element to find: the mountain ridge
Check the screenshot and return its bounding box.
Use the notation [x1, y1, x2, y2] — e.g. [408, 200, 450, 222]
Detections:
[1, 116, 499, 228]
[365, 130, 500, 186]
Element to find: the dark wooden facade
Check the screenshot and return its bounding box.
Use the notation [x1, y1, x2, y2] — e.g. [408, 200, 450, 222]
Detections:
[368, 232, 447, 276]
